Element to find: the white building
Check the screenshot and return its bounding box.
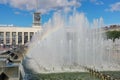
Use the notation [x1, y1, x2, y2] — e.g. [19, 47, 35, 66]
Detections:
[0, 12, 42, 46]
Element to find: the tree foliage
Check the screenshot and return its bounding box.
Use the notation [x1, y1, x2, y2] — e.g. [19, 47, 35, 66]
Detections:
[106, 31, 120, 41]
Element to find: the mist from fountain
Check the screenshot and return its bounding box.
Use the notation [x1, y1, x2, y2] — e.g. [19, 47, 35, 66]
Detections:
[25, 11, 120, 73]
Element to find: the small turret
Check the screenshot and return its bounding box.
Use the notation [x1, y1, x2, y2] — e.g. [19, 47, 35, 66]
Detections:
[32, 12, 41, 28]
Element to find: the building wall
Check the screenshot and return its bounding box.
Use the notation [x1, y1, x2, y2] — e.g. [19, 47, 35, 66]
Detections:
[0, 26, 42, 45]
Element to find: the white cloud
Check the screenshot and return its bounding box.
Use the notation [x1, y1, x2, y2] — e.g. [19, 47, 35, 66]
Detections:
[90, 0, 104, 5]
[0, 0, 8, 4]
[0, 0, 81, 13]
[108, 2, 120, 12]
[64, 7, 72, 13]
[14, 11, 20, 15]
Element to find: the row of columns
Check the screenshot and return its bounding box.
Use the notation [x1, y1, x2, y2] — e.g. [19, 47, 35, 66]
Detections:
[2, 32, 34, 45]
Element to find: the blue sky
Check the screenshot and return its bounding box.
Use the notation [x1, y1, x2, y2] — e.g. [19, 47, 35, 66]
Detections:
[0, 0, 120, 27]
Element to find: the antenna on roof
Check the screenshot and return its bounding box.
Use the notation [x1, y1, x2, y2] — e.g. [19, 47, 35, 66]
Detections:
[36, 0, 39, 12]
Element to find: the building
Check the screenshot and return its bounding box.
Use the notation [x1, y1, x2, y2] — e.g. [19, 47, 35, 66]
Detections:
[104, 25, 120, 31]
[0, 12, 42, 46]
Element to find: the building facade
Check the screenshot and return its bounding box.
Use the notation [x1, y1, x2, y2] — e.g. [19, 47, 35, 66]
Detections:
[0, 12, 42, 46]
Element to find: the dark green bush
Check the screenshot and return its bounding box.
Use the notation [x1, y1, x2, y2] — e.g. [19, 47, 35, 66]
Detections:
[106, 31, 120, 41]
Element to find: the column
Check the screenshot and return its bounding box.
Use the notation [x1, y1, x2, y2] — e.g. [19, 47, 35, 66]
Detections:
[3, 32, 6, 45]
[28, 32, 30, 42]
[22, 32, 24, 45]
[16, 32, 18, 45]
[10, 32, 12, 45]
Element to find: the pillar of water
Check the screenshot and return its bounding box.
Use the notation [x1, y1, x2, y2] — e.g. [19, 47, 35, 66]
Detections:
[25, 12, 120, 73]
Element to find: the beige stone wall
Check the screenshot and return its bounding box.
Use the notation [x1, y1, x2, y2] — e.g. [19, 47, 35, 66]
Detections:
[0, 26, 42, 45]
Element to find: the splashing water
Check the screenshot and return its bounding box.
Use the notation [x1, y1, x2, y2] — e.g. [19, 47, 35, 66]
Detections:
[25, 12, 120, 73]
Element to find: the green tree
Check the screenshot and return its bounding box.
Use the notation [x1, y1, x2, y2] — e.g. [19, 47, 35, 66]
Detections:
[106, 31, 120, 41]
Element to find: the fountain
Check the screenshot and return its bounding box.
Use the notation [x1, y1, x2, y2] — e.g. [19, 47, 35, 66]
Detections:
[25, 11, 120, 73]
